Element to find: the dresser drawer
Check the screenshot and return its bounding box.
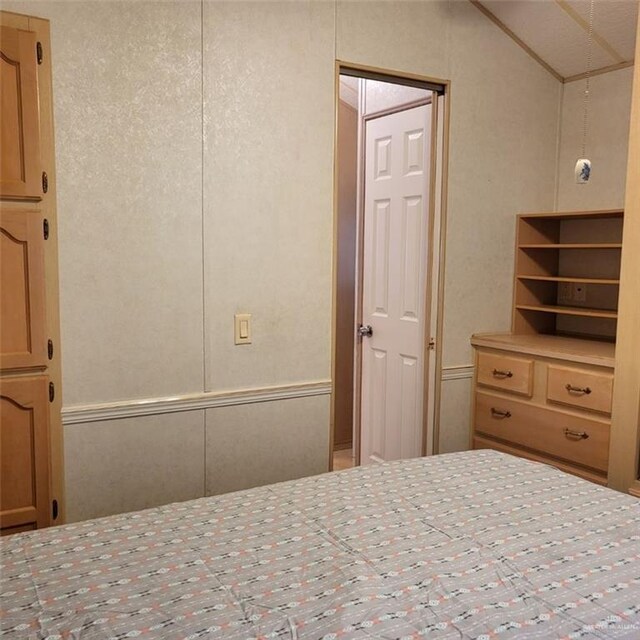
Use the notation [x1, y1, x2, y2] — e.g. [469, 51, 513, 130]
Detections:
[547, 366, 613, 415]
[475, 391, 610, 472]
[473, 436, 607, 485]
[476, 351, 533, 397]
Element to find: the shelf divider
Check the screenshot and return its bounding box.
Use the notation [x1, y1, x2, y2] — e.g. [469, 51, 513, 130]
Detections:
[518, 243, 622, 249]
[515, 304, 618, 319]
[517, 275, 620, 285]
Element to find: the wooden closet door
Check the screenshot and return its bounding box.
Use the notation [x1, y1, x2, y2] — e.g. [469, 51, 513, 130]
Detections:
[1, 12, 62, 531]
[0, 375, 51, 532]
[0, 207, 47, 369]
[0, 25, 42, 199]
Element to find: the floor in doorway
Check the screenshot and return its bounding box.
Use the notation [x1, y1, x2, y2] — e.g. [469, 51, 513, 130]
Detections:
[333, 448, 355, 471]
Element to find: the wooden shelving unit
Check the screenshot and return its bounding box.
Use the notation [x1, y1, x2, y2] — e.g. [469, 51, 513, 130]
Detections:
[472, 210, 625, 487]
[513, 210, 624, 340]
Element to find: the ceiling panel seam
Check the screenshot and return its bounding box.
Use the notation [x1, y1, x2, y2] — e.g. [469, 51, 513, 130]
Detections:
[468, 0, 563, 82]
[555, 0, 626, 63]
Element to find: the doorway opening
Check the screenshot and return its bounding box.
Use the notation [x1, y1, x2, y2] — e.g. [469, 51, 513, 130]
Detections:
[331, 64, 449, 471]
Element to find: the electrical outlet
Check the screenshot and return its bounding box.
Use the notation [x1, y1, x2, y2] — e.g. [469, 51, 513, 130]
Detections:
[558, 282, 573, 303]
[572, 283, 587, 303]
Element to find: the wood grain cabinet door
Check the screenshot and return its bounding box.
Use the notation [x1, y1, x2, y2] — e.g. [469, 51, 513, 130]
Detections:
[0, 26, 41, 199]
[0, 375, 51, 533]
[0, 208, 47, 368]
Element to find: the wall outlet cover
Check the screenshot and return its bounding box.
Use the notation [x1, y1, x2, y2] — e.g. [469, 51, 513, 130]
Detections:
[572, 283, 587, 303]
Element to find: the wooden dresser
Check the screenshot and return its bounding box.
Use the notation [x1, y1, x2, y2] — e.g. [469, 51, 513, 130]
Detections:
[471, 209, 624, 486]
[471, 334, 614, 485]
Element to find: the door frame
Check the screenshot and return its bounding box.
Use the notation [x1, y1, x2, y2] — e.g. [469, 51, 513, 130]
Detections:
[329, 62, 451, 469]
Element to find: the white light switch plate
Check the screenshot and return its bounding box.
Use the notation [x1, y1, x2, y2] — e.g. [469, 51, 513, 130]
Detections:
[234, 313, 252, 345]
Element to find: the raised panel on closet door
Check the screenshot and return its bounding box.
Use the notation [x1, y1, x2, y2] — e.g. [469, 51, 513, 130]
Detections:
[0, 375, 51, 531]
[0, 207, 47, 369]
[0, 26, 42, 199]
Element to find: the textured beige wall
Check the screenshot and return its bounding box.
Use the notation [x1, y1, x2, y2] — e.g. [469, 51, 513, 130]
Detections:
[3, 0, 564, 519]
[202, 1, 335, 392]
[2, 0, 205, 406]
[557, 67, 634, 211]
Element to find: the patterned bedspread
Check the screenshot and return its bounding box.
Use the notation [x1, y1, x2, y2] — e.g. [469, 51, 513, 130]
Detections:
[1, 450, 639, 639]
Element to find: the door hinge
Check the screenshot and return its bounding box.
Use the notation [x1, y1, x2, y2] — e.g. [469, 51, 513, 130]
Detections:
[43, 218, 49, 240]
[42, 171, 48, 194]
[47, 339, 54, 360]
[36, 41, 43, 64]
[49, 382, 55, 403]
[52, 499, 59, 520]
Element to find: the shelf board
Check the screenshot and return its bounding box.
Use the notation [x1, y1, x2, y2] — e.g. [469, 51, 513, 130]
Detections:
[517, 275, 620, 285]
[516, 304, 618, 319]
[519, 243, 622, 249]
[518, 209, 623, 220]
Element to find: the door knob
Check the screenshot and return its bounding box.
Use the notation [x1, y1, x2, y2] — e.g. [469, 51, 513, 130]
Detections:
[358, 324, 373, 337]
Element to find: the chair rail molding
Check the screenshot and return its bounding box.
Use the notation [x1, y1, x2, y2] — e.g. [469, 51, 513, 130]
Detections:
[62, 381, 332, 425]
[441, 365, 475, 381]
[63, 367, 472, 425]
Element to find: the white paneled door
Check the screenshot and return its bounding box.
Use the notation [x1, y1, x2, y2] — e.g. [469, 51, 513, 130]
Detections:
[360, 104, 432, 464]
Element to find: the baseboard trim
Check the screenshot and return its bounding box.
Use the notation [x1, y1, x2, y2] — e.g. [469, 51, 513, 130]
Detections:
[62, 380, 332, 425]
[441, 365, 474, 381]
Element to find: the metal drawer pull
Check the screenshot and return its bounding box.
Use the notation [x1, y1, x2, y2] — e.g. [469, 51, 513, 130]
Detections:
[564, 428, 589, 440]
[491, 407, 511, 419]
[492, 369, 513, 378]
[565, 384, 592, 395]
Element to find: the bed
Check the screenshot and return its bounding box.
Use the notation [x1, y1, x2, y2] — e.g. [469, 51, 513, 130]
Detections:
[1, 450, 639, 639]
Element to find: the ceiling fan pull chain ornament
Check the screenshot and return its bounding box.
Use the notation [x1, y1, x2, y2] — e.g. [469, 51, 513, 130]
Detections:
[575, 0, 595, 184]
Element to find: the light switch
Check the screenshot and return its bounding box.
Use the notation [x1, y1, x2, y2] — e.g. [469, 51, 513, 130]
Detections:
[234, 313, 252, 345]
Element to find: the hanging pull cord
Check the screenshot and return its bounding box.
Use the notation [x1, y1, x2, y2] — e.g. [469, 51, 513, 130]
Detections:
[581, 0, 595, 159]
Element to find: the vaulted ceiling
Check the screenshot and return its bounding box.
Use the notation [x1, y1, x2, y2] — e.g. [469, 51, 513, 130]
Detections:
[473, 0, 638, 82]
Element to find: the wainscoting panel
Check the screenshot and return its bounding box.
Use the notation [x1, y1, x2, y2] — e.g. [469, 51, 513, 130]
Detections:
[439, 367, 474, 453]
[64, 411, 205, 523]
[205, 395, 330, 496]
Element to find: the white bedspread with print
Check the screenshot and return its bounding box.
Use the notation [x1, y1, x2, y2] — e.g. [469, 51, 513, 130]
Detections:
[1, 450, 639, 639]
